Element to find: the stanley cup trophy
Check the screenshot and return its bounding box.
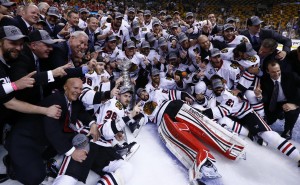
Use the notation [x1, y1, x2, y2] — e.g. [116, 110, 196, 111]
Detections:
[118, 58, 135, 109]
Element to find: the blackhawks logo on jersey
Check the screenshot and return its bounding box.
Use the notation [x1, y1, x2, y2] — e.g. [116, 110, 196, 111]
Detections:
[241, 37, 249, 43]
[230, 63, 239, 69]
[129, 63, 138, 72]
[193, 47, 200, 54]
[115, 101, 123, 110]
[247, 56, 257, 63]
[221, 48, 228, 53]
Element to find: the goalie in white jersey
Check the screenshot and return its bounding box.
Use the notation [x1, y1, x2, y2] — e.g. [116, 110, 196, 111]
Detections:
[200, 75, 300, 165]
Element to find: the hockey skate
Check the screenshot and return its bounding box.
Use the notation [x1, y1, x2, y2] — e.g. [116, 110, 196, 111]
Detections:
[114, 142, 140, 160]
[127, 117, 145, 138]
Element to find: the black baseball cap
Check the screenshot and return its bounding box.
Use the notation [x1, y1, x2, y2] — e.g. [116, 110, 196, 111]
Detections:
[29, 30, 58, 45]
[0, 26, 28, 41]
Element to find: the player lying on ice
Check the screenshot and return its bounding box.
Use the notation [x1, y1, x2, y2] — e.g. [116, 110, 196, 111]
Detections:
[196, 75, 300, 167]
[137, 88, 246, 185]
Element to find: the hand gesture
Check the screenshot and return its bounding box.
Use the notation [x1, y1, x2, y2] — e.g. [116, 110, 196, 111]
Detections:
[71, 149, 87, 163]
[87, 123, 100, 142]
[52, 63, 72, 78]
[185, 97, 194, 104]
[254, 82, 262, 99]
[46, 105, 62, 119]
[14, 71, 36, 90]
[153, 57, 159, 65]
[131, 101, 142, 117]
[58, 23, 71, 38]
[110, 86, 120, 98]
[143, 57, 150, 65]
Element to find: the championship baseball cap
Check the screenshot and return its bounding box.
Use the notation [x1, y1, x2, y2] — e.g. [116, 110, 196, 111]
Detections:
[79, 8, 89, 14]
[158, 37, 167, 47]
[152, 19, 160, 26]
[145, 32, 156, 43]
[114, 12, 123, 19]
[165, 15, 172, 20]
[186, 12, 193, 18]
[141, 41, 150, 48]
[47, 6, 60, 18]
[136, 88, 146, 97]
[151, 68, 160, 76]
[107, 35, 117, 42]
[223, 23, 235, 31]
[173, 11, 180, 15]
[119, 86, 133, 94]
[36, 19, 47, 26]
[178, 32, 188, 43]
[159, 10, 166, 15]
[72, 134, 90, 152]
[125, 40, 135, 48]
[0, 0, 16, 7]
[210, 48, 221, 57]
[128, 7, 135, 13]
[29, 30, 58, 45]
[132, 21, 140, 29]
[144, 10, 151, 16]
[226, 17, 236, 23]
[211, 78, 224, 89]
[234, 42, 257, 56]
[194, 81, 207, 94]
[171, 22, 179, 28]
[168, 52, 177, 60]
[0, 26, 28, 41]
[248, 16, 263, 26]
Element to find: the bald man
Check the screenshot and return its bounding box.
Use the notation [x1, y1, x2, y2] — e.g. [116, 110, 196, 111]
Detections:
[6, 78, 119, 185]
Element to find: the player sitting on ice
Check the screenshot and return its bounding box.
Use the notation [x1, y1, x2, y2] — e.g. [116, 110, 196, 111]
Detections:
[198, 75, 300, 166]
[141, 98, 246, 184]
[96, 86, 145, 159]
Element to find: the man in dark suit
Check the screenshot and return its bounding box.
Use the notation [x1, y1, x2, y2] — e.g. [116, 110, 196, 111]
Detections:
[43, 6, 60, 38]
[256, 60, 300, 139]
[285, 46, 300, 76]
[240, 16, 291, 58]
[0, 4, 39, 35]
[56, 10, 82, 39]
[6, 78, 122, 185]
[9, 30, 72, 104]
[84, 17, 101, 52]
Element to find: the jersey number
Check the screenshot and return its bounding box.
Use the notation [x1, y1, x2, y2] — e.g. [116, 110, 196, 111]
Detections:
[225, 99, 234, 107]
[104, 110, 117, 120]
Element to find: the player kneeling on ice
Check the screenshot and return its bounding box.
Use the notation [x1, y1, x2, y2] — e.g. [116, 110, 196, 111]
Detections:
[142, 98, 246, 184]
[198, 75, 300, 166]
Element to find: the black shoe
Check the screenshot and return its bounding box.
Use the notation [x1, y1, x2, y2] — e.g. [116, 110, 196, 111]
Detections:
[281, 130, 292, 140]
[0, 174, 9, 183]
[45, 158, 59, 178]
[114, 142, 139, 160]
[3, 155, 16, 180]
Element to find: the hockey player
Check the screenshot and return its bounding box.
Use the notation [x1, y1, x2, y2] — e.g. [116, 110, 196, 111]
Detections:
[212, 24, 250, 48]
[201, 75, 300, 165]
[204, 48, 241, 90]
[141, 98, 246, 185]
[145, 68, 176, 93]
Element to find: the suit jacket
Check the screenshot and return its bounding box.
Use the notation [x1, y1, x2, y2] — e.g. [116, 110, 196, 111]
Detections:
[41, 91, 94, 155]
[0, 15, 34, 35]
[240, 29, 292, 52]
[11, 43, 85, 100]
[261, 72, 300, 111]
[84, 28, 101, 52]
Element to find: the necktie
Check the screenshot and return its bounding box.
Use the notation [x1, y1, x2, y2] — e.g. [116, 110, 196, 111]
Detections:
[35, 59, 44, 100]
[28, 26, 33, 33]
[64, 103, 74, 132]
[269, 81, 279, 112]
[252, 36, 259, 46]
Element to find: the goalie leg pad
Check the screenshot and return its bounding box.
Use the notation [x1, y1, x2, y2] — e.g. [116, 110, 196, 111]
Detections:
[175, 104, 246, 160]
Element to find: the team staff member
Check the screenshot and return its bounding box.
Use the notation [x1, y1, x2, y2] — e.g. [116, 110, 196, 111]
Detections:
[6, 78, 123, 185]
[0, 26, 61, 124]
